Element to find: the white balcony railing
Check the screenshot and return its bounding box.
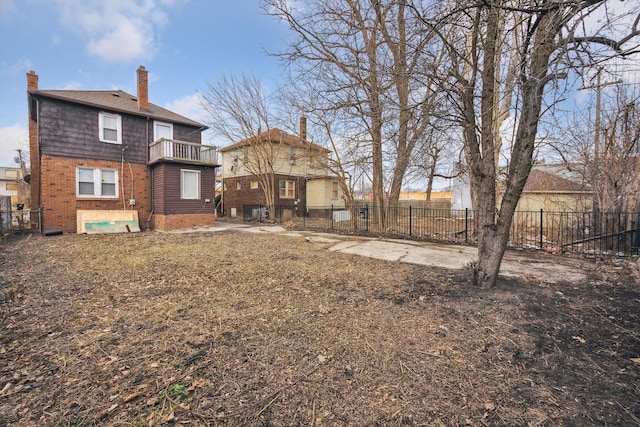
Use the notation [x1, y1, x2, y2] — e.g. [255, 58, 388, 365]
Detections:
[149, 138, 218, 166]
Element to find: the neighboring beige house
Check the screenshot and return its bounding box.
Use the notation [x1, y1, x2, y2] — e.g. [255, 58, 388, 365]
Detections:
[516, 169, 592, 212]
[220, 116, 343, 218]
[0, 166, 29, 209]
[0, 166, 30, 230]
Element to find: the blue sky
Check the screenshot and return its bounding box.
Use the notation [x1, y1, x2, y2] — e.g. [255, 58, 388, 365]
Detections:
[0, 0, 290, 166]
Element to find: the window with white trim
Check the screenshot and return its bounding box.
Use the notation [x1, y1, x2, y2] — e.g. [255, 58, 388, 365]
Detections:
[154, 121, 173, 141]
[99, 112, 122, 144]
[279, 180, 295, 199]
[181, 169, 200, 200]
[250, 181, 258, 189]
[77, 167, 118, 198]
[331, 181, 339, 199]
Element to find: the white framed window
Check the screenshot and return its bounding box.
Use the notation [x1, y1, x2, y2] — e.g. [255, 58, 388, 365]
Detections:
[181, 169, 200, 200]
[250, 181, 258, 189]
[279, 180, 295, 199]
[236, 181, 241, 190]
[77, 167, 118, 198]
[99, 112, 122, 144]
[154, 121, 173, 141]
[331, 181, 339, 199]
[290, 147, 297, 165]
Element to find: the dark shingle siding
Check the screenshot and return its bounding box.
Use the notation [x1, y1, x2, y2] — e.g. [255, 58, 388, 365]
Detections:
[38, 98, 203, 163]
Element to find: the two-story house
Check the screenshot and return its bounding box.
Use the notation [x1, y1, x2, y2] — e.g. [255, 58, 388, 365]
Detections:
[27, 66, 218, 233]
[0, 166, 29, 231]
[219, 115, 343, 219]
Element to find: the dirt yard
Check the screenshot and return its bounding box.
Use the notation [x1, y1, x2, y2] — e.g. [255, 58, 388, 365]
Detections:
[1, 230, 639, 426]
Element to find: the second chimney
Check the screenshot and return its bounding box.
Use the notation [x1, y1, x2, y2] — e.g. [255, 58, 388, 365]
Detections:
[137, 66, 148, 111]
[300, 114, 307, 141]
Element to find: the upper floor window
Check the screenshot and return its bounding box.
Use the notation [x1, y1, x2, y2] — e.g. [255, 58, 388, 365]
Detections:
[99, 112, 122, 144]
[290, 147, 297, 165]
[77, 167, 117, 198]
[331, 181, 339, 199]
[154, 121, 173, 141]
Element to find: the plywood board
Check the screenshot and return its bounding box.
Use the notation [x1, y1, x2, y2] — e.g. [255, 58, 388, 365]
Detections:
[77, 210, 140, 234]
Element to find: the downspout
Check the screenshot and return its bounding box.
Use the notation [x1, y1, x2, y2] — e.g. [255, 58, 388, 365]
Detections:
[36, 99, 42, 232]
[146, 118, 154, 229]
[121, 146, 126, 210]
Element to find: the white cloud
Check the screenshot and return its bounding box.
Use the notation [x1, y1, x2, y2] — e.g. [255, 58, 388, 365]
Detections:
[0, 123, 28, 168]
[56, 0, 179, 62]
[165, 92, 208, 123]
[3, 58, 33, 75]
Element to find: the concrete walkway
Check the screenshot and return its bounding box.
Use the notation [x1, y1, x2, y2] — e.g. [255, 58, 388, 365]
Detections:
[178, 221, 588, 284]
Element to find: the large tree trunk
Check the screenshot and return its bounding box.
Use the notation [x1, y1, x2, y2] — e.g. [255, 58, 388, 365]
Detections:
[470, 2, 562, 287]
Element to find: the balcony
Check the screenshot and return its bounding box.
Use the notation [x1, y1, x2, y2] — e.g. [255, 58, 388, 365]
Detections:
[149, 139, 218, 166]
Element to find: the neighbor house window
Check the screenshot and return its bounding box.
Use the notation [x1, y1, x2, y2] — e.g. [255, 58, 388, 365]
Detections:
[279, 180, 295, 199]
[290, 147, 297, 165]
[331, 181, 339, 199]
[250, 181, 258, 189]
[6, 183, 17, 191]
[77, 167, 117, 198]
[181, 169, 200, 199]
[236, 181, 241, 190]
[99, 112, 122, 144]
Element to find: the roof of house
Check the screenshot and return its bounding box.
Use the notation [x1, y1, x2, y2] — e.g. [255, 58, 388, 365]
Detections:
[523, 169, 591, 193]
[219, 128, 329, 153]
[31, 89, 206, 129]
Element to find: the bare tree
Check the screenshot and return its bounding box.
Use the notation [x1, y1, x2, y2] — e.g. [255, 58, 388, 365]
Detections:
[406, 120, 465, 201]
[201, 73, 282, 214]
[422, 0, 640, 287]
[265, 0, 447, 225]
[557, 83, 640, 213]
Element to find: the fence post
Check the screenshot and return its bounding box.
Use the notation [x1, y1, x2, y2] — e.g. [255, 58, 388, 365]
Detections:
[331, 204, 334, 229]
[540, 209, 544, 249]
[465, 208, 468, 243]
[409, 205, 412, 237]
[366, 204, 369, 232]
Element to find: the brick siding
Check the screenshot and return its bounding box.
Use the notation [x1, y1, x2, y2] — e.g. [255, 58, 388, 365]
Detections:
[40, 154, 151, 233]
[151, 213, 215, 231]
[222, 174, 307, 217]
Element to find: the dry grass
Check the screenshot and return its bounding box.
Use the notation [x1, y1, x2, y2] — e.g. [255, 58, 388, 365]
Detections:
[0, 230, 639, 426]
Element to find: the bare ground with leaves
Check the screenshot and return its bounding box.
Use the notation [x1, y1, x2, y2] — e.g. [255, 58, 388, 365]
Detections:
[0, 230, 639, 426]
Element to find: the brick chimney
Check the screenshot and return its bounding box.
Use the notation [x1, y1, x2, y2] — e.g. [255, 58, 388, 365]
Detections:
[27, 70, 40, 214]
[299, 114, 307, 141]
[27, 70, 38, 93]
[137, 65, 148, 111]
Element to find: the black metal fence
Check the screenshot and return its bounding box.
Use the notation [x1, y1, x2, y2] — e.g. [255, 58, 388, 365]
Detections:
[242, 204, 640, 257]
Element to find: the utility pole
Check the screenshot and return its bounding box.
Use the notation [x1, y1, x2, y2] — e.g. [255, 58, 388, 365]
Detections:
[581, 70, 622, 216]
